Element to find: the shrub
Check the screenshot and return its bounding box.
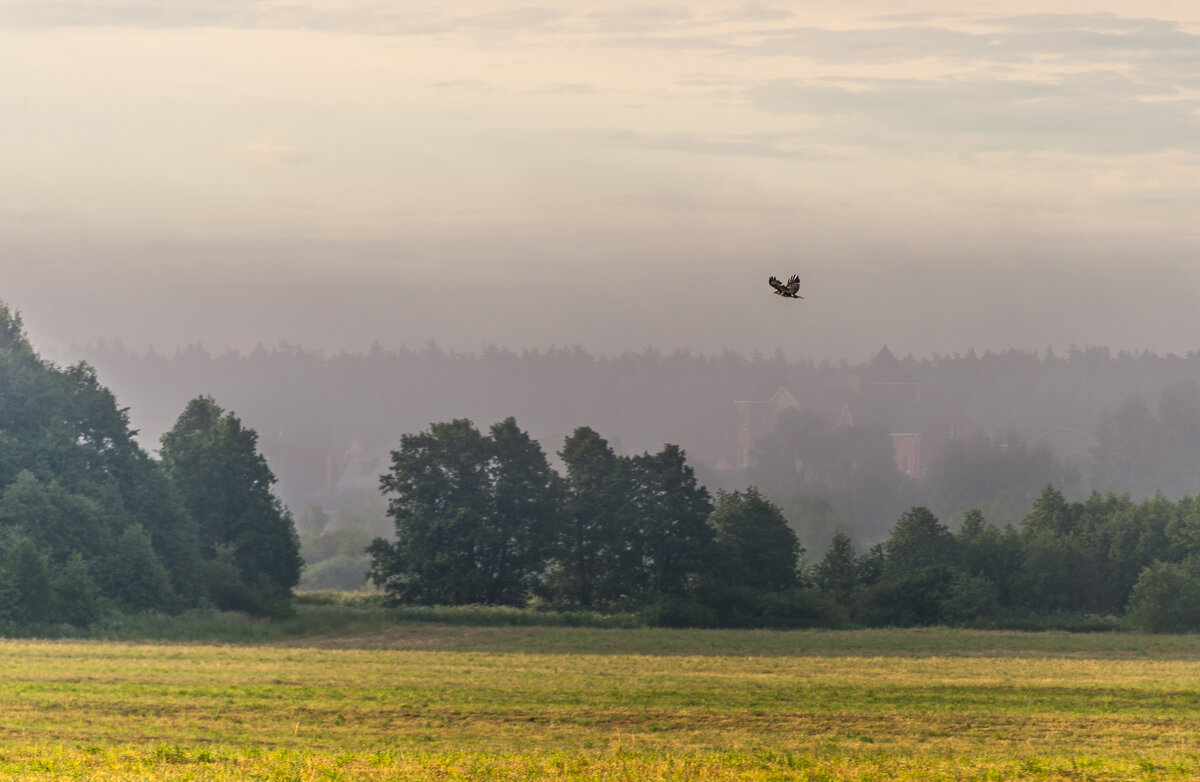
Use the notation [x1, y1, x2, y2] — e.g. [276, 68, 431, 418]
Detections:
[1124, 559, 1200, 633]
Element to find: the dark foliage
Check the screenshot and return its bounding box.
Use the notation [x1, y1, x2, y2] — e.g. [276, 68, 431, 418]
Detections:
[0, 302, 300, 626]
[370, 418, 559, 606]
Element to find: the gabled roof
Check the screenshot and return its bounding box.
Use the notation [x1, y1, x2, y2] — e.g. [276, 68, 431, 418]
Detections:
[734, 386, 803, 409]
[768, 387, 802, 413]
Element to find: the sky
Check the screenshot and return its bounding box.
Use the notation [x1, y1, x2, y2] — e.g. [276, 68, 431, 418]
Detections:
[4, 0, 1200, 363]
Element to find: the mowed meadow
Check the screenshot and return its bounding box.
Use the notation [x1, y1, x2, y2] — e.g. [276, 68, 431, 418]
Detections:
[4, 624, 1200, 780]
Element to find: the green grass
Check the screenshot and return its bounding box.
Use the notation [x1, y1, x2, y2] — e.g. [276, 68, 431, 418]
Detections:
[6, 614, 1200, 779]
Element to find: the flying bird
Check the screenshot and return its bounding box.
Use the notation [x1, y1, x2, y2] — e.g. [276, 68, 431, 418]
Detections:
[769, 275, 803, 299]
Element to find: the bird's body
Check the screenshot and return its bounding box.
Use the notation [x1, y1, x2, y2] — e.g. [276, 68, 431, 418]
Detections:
[769, 274, 803, 299]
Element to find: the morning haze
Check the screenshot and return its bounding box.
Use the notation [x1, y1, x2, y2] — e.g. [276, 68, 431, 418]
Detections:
[4, 0, 1200, 364]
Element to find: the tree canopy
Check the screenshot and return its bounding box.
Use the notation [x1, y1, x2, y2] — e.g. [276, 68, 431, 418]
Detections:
[0, 302, 300, 626]
[160, 395, 302, 615]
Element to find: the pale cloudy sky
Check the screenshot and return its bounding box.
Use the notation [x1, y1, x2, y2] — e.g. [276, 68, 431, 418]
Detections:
[3, 1, 1200, 361]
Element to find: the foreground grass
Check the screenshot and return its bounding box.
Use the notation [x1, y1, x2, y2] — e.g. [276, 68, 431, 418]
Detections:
[5, 625, 1200, 780]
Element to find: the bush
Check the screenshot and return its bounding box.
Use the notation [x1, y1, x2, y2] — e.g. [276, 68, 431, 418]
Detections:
[639, 596, 719, 628]
[99, 524, 176, 612]
[854, 565, 955, 627]
[940, 571, 1001, 626]
[1124, 559, 1200, 633]
[0, 538, 52, 625]
[698, 585, 839, 629]
[51, 553, 101, 626]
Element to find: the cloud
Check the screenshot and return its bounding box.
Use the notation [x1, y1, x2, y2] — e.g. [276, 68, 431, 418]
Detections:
[722, 3, 793, 23]
[432, 79, 493, 91]
[226, 137, 313, 164]
[585, 5, 694, 33]
[745, 70, 1200, 156]
[577, 127, 820, 160]
[460, 6, 565, 29]
[532, 82, 597, 94]
[736, 12, 1200, 73]
[0, 1, 552, 36]
[743, 24, 993, 63]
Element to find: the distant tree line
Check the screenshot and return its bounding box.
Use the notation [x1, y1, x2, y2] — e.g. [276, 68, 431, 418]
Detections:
[72, 339, 1200, 552]
[368, 416, 1200, 632]
[0, 304, 300, 628]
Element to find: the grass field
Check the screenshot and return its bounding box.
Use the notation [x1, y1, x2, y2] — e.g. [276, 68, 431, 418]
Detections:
[4, 623, 1200, 780]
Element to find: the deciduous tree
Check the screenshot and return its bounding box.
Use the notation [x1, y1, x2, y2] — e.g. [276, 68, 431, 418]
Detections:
[160, 395, 301, 614]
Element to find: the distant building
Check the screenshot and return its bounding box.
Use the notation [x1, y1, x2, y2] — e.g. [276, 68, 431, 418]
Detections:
[310, 440, 394, 511]
[732, 387, 802, 470]
[730, 346, 980, 478]
[873, 402, 976, 478]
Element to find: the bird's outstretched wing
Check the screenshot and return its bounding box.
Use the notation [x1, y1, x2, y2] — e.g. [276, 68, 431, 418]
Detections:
[769, 276, 786, 293]
[785, 274, 802, 297]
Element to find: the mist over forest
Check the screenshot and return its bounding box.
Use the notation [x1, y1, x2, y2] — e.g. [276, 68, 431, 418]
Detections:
[66, 338, 1200, 559]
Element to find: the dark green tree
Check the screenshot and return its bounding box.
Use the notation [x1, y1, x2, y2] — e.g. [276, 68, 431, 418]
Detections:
[553, 427, 631, 607]
[0, 470, 109, 565]
[160, 395, 301, 614]
[956, 509, 1022, 606]
[626, 444, 714, 600]
[370, 418, 558, 606]
[856, 542, 886, 588]
[118, 452, 206, 605]
[848, 507, 960, 626]
[97, 524, 175, 612]
[1124, 558, 1200, 633]
[709, 487, 800, 592]
[0, 303, 209, 617]
[1166, 495, 1200, 561]
[814, 531, 858, 601]
[370, 418, 492, 604]
[1022, 484, 1074, 538]
[855, 565, 955, 627]
[50, 553, 101, 626]
[0, 537, 53, 625]
[1100, 492, 1172, 611]
[481, 417, 560, 605]
[884, 506, 958, 576]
